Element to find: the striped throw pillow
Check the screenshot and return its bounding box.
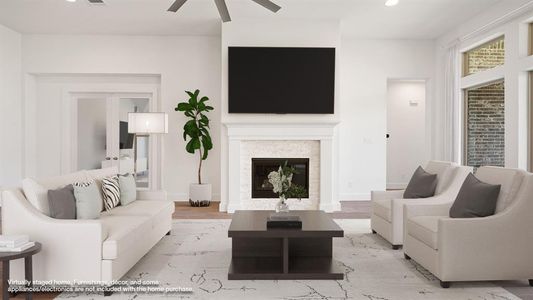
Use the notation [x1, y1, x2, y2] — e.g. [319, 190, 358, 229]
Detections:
[102, 175, 120, 211]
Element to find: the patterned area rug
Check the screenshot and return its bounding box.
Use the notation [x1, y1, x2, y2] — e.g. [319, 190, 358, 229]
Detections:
[60, 219, 519, 300]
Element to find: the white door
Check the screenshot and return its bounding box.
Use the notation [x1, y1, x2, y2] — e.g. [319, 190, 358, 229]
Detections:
[386, 80, 427, 189]
[74, 94, 153, 188]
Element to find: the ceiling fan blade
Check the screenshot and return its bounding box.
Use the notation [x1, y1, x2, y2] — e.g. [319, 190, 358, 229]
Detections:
[250, 0, 281, 13]
[214, 0, 231, 22]
[168, 0, 188, 12]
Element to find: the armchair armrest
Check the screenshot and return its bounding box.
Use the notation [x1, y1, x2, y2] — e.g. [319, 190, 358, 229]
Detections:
[136, 190, 167, 201]
[371, 190, 404, 201]
[437, 213, 533, 280]
[1, 190, 105, 281]
[404, 202, 452, 219]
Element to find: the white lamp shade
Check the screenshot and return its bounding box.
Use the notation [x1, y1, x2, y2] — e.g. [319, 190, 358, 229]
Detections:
[128, 113, 168, 134]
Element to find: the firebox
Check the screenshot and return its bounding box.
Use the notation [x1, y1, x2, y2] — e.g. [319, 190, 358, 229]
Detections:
[251, 158, 310, 199]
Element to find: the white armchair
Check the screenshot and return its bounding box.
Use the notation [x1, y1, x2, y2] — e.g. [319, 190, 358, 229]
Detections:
[403, 167, 531, 288]
[371, 161, 472, 249]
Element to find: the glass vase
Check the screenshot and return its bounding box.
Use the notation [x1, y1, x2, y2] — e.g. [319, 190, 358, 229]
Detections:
[275, 195, 290, 213]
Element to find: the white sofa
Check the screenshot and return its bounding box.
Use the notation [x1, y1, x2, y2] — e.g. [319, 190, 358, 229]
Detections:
[1, 168, 174, 286]
[403, 167, 532, 288]
[371, 161, 472, 249]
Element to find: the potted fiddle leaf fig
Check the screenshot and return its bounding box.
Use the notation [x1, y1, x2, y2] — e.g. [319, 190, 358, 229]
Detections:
[175, 89, 214, 207]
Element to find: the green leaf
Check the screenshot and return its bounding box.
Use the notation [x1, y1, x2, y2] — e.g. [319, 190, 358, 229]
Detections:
[204, 106, 214, 111]
[176, 102, 192, 112]
[202, 135, 213, 150]
[185, 138, 201, 154]
[199, 96, 209, 103]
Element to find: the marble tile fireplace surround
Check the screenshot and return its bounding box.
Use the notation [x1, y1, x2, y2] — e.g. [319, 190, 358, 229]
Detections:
[223, 122, 340, 213]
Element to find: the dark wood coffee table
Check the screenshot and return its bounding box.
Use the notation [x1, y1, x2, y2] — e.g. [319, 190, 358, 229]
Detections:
[228, 210, 344, 280]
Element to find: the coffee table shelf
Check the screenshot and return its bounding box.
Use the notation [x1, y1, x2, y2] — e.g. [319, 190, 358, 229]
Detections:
[228, 211, 344, 280]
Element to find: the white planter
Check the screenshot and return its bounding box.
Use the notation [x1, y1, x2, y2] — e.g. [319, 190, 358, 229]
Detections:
[189, 183, 212, 207]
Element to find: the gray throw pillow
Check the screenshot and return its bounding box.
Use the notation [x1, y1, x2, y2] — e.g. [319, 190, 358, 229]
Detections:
[403, 166, 438, 199]
[449, 173, 501, 218]
[119, 174, 137, 206]
[73, 181, 102, 220]
[48, 185, 76, 219]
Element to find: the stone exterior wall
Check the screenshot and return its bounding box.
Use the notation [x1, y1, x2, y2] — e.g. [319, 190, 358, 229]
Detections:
[466, 81, 505, 168]
[466, 39, 505, 75]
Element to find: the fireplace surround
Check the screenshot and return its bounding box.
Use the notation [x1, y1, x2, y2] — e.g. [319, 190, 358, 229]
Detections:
[222, 122, 340, 212]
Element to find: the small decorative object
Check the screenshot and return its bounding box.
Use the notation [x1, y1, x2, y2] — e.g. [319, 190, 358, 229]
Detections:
[268, 161, 308, 213]
[267, 214, 302, 229]
[175, 90, 214, 207]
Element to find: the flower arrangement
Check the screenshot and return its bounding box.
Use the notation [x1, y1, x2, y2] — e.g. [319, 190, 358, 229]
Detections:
[268, 161, 307, 212]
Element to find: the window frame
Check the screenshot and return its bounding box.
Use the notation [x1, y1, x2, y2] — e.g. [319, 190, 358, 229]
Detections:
[462, 36, 505, 77]
[463, 80, 506, 168]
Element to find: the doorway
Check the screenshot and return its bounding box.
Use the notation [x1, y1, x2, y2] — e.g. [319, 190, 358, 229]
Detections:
[72, 93, 153, 189]
[386, 80, 427, 189]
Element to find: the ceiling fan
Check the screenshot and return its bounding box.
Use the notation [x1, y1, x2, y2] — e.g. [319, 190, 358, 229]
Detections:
[167, 0, 281, 23]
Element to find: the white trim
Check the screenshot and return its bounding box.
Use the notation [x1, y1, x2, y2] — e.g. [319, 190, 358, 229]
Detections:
[222, 122, 340, 213]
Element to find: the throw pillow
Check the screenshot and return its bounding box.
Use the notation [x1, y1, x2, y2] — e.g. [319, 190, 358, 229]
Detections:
[102, 175, 120, 211]
[73, 181, 102, 220]
[449, 173, 501, 218]
[403, 166, 438, 199]
[48, 185, 76, 219]
[118, 173, 137, 206]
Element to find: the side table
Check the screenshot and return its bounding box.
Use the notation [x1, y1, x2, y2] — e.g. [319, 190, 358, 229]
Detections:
[0, 242, 41, 300]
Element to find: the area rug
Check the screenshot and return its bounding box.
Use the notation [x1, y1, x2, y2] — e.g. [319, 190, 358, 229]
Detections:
[60, 219, 519, 300]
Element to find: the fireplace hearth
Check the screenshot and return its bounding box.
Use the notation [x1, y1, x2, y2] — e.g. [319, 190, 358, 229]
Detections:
[251, 158, 310, 199]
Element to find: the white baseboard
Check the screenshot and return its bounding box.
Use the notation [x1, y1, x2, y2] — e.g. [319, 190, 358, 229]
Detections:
[339, 193, 371, 201]
[387, 183, 408, 190]
[168, 193, 221, 202]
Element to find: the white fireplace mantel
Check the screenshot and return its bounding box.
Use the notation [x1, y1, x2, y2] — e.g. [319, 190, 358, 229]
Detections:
[222, 122, 341, 213]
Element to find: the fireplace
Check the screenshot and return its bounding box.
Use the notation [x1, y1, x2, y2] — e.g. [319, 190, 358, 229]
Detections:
[251, 158, 310, 199]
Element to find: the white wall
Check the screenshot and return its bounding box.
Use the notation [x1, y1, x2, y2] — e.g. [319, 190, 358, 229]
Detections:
[432, 0, 533, 169]
[386, 80, 427, 189]
[0, 24, 22, 187]
[339, 40, 435, 199]
[21, 35, 221, 200]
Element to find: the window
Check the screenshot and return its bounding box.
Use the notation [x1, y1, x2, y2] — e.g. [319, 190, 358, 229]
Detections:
[463, 37, 505, 76]
[464, 81, 505, 169]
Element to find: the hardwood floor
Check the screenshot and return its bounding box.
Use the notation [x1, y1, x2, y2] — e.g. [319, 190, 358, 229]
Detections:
[173, 201, 371, 219]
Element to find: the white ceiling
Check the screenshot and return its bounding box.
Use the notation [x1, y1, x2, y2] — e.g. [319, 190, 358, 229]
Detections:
[0, 0, 504, 39]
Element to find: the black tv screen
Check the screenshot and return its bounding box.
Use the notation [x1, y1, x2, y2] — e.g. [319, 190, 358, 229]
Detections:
[119, 121, 134, 149]
[228, 47, 335, 114]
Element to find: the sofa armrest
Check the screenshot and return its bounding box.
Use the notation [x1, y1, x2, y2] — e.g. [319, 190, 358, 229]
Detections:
[371, 190, 404, 202]
[1, 190, 105, 281]
[136, 190, 167, 201]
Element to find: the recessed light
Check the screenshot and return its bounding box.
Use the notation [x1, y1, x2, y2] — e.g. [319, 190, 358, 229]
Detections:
[385, 0, 399, 6]
[66, 0, 76, 2]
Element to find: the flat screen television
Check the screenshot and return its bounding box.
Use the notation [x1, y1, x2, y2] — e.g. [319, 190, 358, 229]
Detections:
[228, 47, 335, 114]
[119, 121, 135, 149]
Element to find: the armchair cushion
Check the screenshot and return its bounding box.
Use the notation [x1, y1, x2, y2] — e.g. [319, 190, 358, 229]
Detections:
[449, 173, 501, 218]
[407, 216, 442, 250]
[475, 167, 525, 213]
[403, 166, 438, 199]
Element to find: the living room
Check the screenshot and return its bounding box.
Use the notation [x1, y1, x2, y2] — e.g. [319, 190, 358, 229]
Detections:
[1, 0, 533, 299]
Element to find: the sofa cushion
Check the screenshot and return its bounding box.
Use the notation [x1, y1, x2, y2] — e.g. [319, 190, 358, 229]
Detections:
[48, 185, 76, 219]
[102, 176, 121, 211]
[449, 173, 501, 218]
[475, 167, 526, 213]
[407, 216, 442, 250]
[101, 215, 152, 260]
[118, 174, 137, 206]
[103, 200, 174, 218]
[86, 167, 119, 211]
[373, 199, 391, 222]
[73, 182, 103, 220]
[403, 166, 438, 199]
[22, 170, 88, 216]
